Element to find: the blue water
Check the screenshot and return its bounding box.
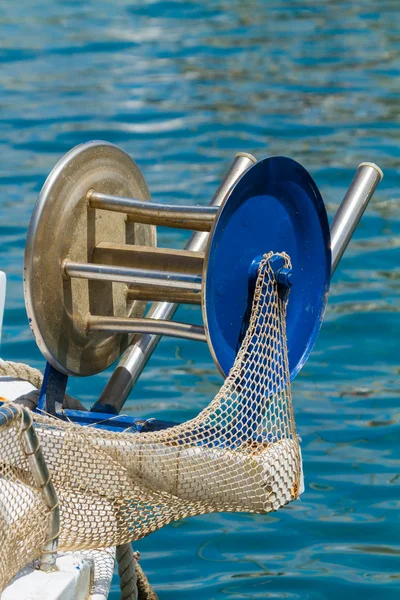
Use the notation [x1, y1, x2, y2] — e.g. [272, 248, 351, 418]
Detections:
[0, 1, 399, 598]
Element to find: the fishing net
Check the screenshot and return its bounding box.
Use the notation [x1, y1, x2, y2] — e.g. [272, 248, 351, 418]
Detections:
[0, 406, 50, 592]
[0, 252, 303, 591]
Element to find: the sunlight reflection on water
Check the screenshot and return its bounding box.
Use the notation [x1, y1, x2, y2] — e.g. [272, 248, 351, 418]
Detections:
[0, 1, 399, 598]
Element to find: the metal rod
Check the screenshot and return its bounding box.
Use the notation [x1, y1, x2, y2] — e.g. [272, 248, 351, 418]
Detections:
[63, 260, 202, 293]
[92, 151, 257, 413]
[330, 162, 383, 274]
[88, 191, 218, 231]
[127, 286, 201, 305]
[21, 408, 60, 571]
[0, 404, 60, 571]
[92, 243, 204, 275]
[88, 315, 206, 343]
[0, 403, 19, 428]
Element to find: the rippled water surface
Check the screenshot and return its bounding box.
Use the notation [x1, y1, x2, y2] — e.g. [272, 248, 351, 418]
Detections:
[0, 1, 399, 598]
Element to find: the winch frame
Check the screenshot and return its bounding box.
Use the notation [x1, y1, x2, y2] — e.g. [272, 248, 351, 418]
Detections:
[23, 143, 383, 418]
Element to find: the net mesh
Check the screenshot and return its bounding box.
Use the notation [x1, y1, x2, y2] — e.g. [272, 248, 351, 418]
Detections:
[0, 408, 49, 592]
[0, 252, 302, 591]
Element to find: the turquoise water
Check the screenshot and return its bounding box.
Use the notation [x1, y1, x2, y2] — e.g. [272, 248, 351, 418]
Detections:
[0, 1, 399, 598]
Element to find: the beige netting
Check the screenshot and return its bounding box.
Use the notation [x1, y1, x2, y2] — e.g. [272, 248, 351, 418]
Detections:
[0, 252, 302, 591]
[0, 407, 50, 591]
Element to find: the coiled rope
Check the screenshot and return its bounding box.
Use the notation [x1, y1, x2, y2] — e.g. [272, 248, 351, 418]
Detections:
[0, 360, 43, 388]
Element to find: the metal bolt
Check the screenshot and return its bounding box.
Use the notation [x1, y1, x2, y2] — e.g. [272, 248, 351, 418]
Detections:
[276, 267, 293, 288]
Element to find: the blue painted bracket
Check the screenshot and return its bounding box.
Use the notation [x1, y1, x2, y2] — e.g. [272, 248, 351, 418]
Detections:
[60, 410, 177, 433]
[0, 399, 177, 433]
[35, 362, 176, 432]
[38, 362, 68, 416]
[37, 362, 51, 412]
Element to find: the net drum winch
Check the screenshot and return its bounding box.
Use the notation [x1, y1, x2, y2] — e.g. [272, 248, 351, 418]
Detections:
[22, 141, 382, 424]
[0, 143, 383, 585]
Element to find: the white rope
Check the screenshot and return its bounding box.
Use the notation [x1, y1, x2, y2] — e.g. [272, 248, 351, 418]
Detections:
[0, 360, 43, 388]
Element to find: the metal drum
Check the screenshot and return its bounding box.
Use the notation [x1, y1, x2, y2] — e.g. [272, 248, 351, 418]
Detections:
[24, 141, 383, 392]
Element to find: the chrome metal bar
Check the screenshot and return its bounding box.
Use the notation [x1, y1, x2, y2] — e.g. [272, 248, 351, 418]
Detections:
[0, 404, 60, 571]
[127, 286, 201, 305]
[88, 191, 218, 231]
[92, 151, 257, 412]
[92, 243, 204, 275]
[21, 408, 60, 571]
[331, 162, 383, 274]
[0, 403, 18, 427]
[88, 315, 206, 343]
[63, 260, 202, 292]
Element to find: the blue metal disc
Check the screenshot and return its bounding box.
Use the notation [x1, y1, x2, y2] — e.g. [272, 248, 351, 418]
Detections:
[202, 156, 331, 380]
